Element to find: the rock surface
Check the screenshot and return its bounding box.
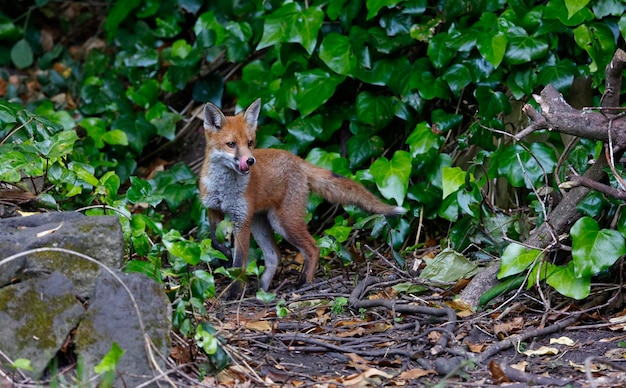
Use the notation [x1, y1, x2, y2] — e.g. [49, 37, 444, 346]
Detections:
[0, 212, 124, 297]
[75, 271, 171, 388]
[0, 212, 171, 386]
[0, 271, 85, 378]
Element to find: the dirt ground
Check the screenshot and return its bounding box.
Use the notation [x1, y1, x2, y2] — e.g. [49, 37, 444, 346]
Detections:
[171, 252, 626, 388]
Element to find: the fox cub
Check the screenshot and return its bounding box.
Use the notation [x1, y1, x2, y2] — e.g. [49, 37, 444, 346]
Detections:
[199, 99, 405, 292]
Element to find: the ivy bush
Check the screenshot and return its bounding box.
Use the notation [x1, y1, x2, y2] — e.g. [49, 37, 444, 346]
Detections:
[1, 0, 625, 373]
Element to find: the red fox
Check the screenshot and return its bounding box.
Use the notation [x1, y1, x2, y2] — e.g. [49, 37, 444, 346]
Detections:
[199, 99, 406, 293]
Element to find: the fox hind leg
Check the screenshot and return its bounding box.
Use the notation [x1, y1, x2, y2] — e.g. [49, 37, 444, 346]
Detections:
[268, 209, 320, 287]
[251, 213, 280, 291]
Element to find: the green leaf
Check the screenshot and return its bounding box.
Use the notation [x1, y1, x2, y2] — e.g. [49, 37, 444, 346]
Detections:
[102, 129, 129, 146]
[369, 151, 412, 206]
[441, 64, 473, 96]
[295, 69, 344, 116]
[12, 358, 34, 371]
[576, 191, 608, 217]
[194, 11, 226, 47]
[419, 248, 479, 282]
[442, 167, 472, 199]
[127, 177, 163, 207]
[573, 23, 616, 73]
[355, 92, 395, 130]
[474, 86, 511, 118]
[490, 143, 557, 188]
[11, 39, 34, 69]
[105, 0, 142, 40]
[94, 342, 125, 374]
[476, 31, 508, 68]
[571, 217, 626, 278]
[319, 33, 355, 75]
[427, 33, 455, 69]
[257, 3, 324, 54]
[163, 230, 201, 266]
[546, 261, 590, 300]
[537, 59, 578, 91]
[346, 134, 385, 169]
[564, 0, 591, 18]
[406, 122, 444, 157]
[498, 243, 543, 279]
[366, 0, 403, 20]
[504, 27, 549, 65]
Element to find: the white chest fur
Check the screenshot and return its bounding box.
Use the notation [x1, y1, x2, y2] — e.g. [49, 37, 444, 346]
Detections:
[201, 156, 250, 227]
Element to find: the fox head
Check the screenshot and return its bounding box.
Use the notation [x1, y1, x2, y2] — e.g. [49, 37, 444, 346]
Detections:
[203, 99, 261, 175]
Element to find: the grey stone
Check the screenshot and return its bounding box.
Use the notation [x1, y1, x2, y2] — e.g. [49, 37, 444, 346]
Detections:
[0, 271, 85, 379]
[75, 271, 172, 387]
[0, 212, 124, 297]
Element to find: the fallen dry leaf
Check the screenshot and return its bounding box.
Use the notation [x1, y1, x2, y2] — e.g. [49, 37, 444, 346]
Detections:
[494, 316, 524, 337]
[549, 336, 576, 346]
[489, 360, 509, 384]
[522, 346, 559, 357]
[569, 360, 609, 373]
[510, 360, 528, 372]
[342, 367, 395, 387]
[604, 348, 626, 360]
[464, 339, 486, 353]
[397, 368, 435, 380]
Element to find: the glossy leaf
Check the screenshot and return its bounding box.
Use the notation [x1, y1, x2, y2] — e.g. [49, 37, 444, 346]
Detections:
[564, 0, 591, 18]
[366, 0, 403, 20]
[295, 70, 344, 116]
[477, 31, 508, 68]
[546, 261, 590, 300]
[406, 122, 444, 157]
[498, 243, 543, 279]
[257, 3, 324, 54]
[355, 92, 395, 129]
[319, 33, 355, 75]
[369, 151, 412, 206]
[442, 166, 471, 199]
[571, 217, 625, 278]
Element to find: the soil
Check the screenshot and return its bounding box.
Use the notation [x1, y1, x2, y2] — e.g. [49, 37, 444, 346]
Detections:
[170, 251, 626, 388]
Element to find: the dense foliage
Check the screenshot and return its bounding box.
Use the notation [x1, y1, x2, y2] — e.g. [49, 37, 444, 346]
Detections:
[1, 0, 625, 374]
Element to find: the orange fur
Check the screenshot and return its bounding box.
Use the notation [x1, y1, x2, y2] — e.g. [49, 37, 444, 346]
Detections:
[199, 99, 405, 294]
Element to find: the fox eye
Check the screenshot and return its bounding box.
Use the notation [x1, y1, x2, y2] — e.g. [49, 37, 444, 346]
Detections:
[248, 140, 254, 147]
[226, 141, 236, 148]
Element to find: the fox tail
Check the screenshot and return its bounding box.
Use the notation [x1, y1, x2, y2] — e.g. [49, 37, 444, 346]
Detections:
[302, 163, 406, 216]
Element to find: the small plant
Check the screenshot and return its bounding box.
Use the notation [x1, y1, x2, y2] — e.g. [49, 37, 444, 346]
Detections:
[331, 297, 349, 315]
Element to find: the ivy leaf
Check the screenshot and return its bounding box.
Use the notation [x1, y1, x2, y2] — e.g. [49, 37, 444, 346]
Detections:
[564, 0, 591, 18]
[406, 121, 443, 157]
[94, 342, 126, 374]
[504, 27, 549, 65]
[498, 242, 543, 279]
[442, 166, 470, 199]
[546, 261, 590, 300]
[355, 92, 395, 130]
[295, 69, 344, 116]
[474, 86, 511, 118]
[537, 59, 577, 91]
[257, 3, 323, 54]
[369, 151, 412, 206]
[427, 33, 455, 69]
[476, 31, 508, 68]
[366, 0, 403, 20]
[346, 134, 385, 169]
[441, 64, 473, 96]
[194, 11, 226, 47]
[490, 143, 557, 188]
[319, 33, 355, 75]
[571, 217, 626, 278]
[10, 39, 34, 69]
[573, 23, 615, 73]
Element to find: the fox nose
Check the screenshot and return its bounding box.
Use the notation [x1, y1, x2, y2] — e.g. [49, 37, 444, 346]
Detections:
[247, 157, 256, 166]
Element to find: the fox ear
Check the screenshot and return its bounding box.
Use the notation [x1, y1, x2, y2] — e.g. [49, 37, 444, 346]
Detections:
[243, 98, 261, 130]
[204, 103, 226, 132]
